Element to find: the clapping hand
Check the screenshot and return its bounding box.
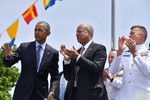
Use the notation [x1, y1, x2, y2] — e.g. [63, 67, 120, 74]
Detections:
[65, 46, 79, 59]
[117, 36, 127, 56]
[60, 45, 71, 61]
[60, 45, 79, 60]
[125, 37, 137, 55]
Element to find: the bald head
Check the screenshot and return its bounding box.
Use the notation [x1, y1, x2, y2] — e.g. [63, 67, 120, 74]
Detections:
[76, 23, 94, 45]
[78, 23, 94, 37]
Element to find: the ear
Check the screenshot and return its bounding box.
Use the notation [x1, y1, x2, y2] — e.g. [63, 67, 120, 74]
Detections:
[140, 32, 144, 37]
[47, 31, 51, 36]
[140, 32, 145, 41]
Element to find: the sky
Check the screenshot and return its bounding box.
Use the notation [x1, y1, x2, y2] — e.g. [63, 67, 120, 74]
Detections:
[0, 0, 150, 95]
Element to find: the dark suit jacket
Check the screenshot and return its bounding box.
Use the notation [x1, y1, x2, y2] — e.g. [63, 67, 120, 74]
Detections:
[2, 41, 59, 100]
[63, 42, 108, 100]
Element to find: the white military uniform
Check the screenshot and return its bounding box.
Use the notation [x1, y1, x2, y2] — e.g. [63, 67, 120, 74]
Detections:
[110, 44, 150, 100]
[104, 76, 122, 100]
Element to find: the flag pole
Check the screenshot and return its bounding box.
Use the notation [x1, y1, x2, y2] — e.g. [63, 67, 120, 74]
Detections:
[111, 0, 115, 50]
[148, 43, 150, 50]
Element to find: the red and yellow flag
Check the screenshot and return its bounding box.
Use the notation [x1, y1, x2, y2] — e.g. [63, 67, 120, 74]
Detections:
[22, 4, 38, 24]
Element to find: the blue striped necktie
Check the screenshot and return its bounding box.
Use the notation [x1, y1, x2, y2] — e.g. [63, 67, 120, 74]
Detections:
[36, 45, 42, 72]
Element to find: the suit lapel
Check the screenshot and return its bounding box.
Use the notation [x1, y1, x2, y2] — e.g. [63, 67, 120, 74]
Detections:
[77, 42, 94, 73]
[39, 44, 51, 72]
[83, 42, 94, 57]
[29, 42, 37, 70]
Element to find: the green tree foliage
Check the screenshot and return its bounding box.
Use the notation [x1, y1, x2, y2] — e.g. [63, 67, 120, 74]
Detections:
[0, 45, 20, 100]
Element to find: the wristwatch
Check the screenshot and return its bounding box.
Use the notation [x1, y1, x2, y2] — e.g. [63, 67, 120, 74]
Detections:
[110, 78, 114, 82]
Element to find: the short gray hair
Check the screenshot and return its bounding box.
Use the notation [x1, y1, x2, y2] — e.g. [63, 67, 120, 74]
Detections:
[37, 21, 50, 31]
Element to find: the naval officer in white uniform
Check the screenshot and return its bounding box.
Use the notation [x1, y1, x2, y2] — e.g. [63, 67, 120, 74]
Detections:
[110, 25, 150, 100]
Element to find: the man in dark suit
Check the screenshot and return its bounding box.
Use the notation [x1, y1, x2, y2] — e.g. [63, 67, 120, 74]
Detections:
[60, 23, 108, 100]
[2, 21, 59, 100]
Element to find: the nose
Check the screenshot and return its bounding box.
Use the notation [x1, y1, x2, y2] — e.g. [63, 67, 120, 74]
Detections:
[76, 32, 79, 35]
[35, 30, 39, 35]
[76, 32, 79, 37]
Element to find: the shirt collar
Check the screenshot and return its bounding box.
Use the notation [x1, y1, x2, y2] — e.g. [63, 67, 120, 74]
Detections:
[136, 44, 147, 51]
[36, 41, 46, 50]
[82, 40, 93, 50]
